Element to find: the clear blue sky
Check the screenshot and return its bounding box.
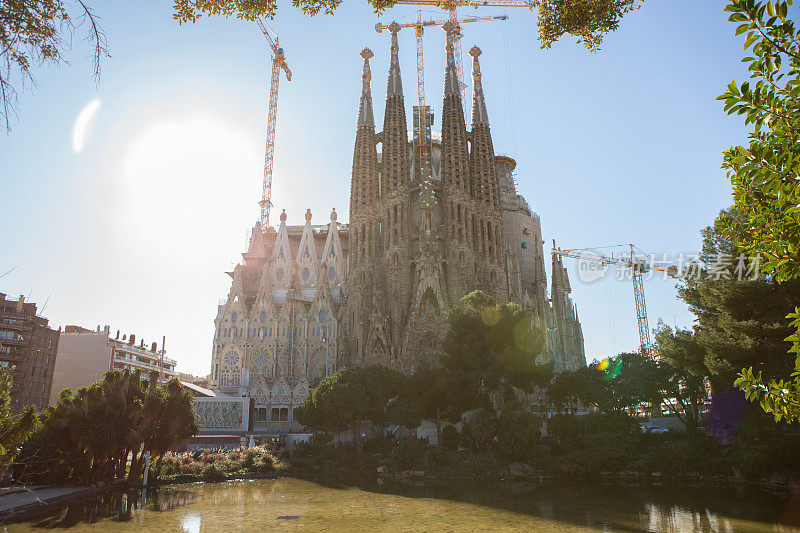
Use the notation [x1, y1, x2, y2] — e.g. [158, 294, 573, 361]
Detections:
[0, 1, 758, 375]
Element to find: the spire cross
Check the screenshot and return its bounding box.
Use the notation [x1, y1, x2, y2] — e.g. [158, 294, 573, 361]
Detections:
[388, 21, 401, 39]
[442, 21, 460, 96]
[358, 48, 375, 127]
[386, 22, 404, 97]
[469, 45, 482, 73]
[361, 48, 373, 81]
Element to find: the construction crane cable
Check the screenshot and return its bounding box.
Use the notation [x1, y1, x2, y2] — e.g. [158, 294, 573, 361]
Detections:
[501, 19, 518, 156]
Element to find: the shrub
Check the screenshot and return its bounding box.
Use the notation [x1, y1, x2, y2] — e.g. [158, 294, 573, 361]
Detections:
[363, 434, 393, 455]
[391, 439, 427, 471]
[426, 445, 454, 469]
[582, 412, 637, 436]
[548, 414, 581, 444]
[459, 424, 475, 449]
[463, 454, 499, 478]
[202, 464, 226, 482]
[253, 457, 276, 474]
[495, 410, 541, 462]
[441, 426, 459, 450]
[468, 409, 498, 448]
[186, 461, 204, 475]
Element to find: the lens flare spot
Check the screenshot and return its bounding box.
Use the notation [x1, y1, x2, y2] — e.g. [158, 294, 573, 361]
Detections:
[594, 357, 623, 381]
[72, 98, 102, 153]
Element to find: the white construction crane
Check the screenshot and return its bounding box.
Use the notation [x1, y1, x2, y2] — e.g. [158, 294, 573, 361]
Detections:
[553, 244, 679, 357]
[392, 0, 527, 103]
[256, 19, 292, 232]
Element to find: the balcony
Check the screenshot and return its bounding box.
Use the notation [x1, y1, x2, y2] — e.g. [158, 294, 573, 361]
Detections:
[0, 317, 30, 331]
[113, 353, 177, 376]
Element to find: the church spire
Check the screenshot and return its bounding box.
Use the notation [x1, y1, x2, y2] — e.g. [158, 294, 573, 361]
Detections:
[381, 22, 410, 197]
[358, 48, 374, 127]
[350, 48, 379, 266]
[470, 46, 489, 126]
[441, 21, 470, 198]
[387, 22, 403, 97]
[468, 45, 499, 209]
[443, 21, 461, 97]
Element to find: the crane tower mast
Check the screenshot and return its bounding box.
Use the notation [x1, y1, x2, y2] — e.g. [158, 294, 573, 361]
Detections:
[257, 19, 292, 232]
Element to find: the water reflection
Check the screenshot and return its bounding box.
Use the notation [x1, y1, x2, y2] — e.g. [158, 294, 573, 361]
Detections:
[4, 478, 798, 532]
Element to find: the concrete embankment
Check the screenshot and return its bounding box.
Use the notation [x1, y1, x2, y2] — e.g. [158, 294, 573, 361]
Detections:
[0, 484, 120, 524]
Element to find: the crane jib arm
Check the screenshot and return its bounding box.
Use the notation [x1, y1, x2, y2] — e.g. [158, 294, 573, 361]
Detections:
[395, 0, 528, 7]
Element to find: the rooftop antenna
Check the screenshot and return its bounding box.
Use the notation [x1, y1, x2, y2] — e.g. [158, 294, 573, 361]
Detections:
[0, 266, 17, 279]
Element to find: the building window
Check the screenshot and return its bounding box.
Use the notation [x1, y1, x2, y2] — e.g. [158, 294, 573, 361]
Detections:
[280, 408, 289, 422]
[271, 408, 280, 422]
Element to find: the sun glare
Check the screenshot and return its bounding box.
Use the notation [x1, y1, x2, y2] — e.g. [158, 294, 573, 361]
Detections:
[72, 98, 102, 153]
[119, 115, 261, 255]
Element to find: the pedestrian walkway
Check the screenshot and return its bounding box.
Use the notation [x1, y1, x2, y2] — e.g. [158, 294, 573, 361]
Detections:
[0, 485, 92, 521]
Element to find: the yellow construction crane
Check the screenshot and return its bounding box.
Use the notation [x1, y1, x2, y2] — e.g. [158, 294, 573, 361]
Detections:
[392, 0, 527, 104]
[256, 19, 292, 232]
[553, 244, 679, 357]
[376, 13, 507, 180]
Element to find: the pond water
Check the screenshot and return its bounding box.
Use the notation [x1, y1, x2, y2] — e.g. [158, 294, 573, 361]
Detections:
[3, 477, 799, 532]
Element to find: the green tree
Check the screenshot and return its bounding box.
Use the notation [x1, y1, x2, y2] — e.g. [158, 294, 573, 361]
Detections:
[294, 365, 403, 455]
[651, 327, 710, 435]
[678, 213, 800, 391]
[404, 363, 464, 444]
[442, 291, 548, 412]
[0, 368, 37, 479]
[1, 0, 107, 131]
[715, 0, 800, 422]
[17, 370, 197, 484]
[548, 353, 660, 414]
[173, 0, 642, 51]
[718, 0, 800, 283]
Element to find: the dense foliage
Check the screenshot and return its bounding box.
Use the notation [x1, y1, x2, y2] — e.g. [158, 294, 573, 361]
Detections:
[155, 446, 285, 481]
[715, 0, 800, 423]
[442, 291, 549, 411]
[719, 0, 800, 283]
[172, 0, 643, 51]
[16, 370, 198, 484]
[294, 365, 403, 455]
[679, 213, 800, 388]
[0, 368, 36, 478]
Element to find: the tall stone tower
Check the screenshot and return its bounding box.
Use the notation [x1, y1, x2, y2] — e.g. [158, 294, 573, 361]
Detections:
[342, 24, 522, 373]
[203, 30, 586, 440]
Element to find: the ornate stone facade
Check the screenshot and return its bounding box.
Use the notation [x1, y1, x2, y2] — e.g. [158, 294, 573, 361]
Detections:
[208, 31, 585, 431]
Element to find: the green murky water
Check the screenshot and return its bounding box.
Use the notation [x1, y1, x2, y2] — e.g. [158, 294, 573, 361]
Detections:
[4, 477, 799, 531]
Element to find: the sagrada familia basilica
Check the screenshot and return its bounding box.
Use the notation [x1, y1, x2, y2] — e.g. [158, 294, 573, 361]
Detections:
[203, 24, 585, 434]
